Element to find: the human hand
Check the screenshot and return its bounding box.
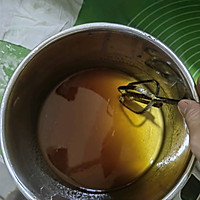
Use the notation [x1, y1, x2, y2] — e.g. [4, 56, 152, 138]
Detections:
[178, 77, 200, 161]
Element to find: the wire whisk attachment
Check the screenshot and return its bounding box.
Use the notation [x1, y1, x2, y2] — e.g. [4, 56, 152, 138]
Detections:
[118, 80, 180, 114]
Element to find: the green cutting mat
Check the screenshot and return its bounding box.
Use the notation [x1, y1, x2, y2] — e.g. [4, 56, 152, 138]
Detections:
[0, 41, 30, 102]
[1, 0, 200, 156]
[76, 0, 200, 82]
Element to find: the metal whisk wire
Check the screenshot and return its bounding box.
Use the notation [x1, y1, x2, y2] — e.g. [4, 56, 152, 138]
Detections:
[118, 80, 180, 114]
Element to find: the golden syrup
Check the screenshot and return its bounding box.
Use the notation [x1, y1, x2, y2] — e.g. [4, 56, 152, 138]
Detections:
[38, 69, 164, 190]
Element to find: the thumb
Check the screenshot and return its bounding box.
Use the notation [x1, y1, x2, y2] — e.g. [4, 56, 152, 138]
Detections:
[178, 100, 200, 160]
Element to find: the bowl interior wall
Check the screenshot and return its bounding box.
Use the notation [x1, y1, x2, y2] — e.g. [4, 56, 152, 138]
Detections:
[4, 29, 192, 199]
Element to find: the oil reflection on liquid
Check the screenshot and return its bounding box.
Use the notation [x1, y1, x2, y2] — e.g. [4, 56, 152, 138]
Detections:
[156, 134, 189, 167]
[38, 69, 164, 191]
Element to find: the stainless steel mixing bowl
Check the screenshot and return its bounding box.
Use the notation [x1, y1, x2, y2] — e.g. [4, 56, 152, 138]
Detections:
[0, 23, 199, 200]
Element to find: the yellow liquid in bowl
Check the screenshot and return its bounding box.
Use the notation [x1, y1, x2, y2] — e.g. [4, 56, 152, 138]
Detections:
[38, 69, 164, 190]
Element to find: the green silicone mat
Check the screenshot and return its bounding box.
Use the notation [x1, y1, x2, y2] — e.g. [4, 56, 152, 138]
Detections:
[76, 0, 200, 82]
[0, 41, 30, 102]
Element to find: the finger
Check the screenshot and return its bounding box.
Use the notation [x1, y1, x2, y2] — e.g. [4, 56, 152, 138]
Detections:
[196, 76, 200, 97]
[178, 99, 200, 160]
